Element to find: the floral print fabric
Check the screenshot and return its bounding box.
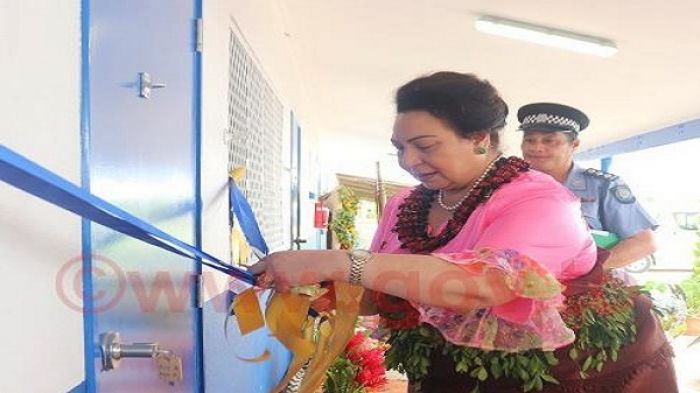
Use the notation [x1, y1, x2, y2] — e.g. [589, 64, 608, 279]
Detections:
[420, 248, 575, 352]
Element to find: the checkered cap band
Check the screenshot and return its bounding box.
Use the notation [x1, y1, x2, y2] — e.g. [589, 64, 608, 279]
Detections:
[521, 113, 581, 133]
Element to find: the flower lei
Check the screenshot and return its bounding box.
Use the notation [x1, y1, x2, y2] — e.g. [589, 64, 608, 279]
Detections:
[375, 156, 530, 331]
[392, 156, 530, 254]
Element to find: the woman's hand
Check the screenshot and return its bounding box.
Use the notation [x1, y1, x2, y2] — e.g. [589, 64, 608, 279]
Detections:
[249, 250, 350, 292]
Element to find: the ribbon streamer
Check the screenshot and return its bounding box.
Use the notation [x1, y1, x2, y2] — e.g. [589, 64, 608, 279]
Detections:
[2, 144, 365, 392]
[229, 178, 269, 256]
[0, 144, 253, 284]
[298, 282, 364, 393]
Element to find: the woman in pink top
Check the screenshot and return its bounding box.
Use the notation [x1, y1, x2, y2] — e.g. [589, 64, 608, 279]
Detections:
[252, 72, 676, 392]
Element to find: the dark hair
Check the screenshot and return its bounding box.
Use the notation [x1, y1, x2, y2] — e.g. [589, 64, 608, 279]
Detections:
[395, 72, 508, 148]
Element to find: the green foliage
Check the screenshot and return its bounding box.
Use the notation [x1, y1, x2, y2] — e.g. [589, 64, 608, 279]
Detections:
[323, 357, 364, 393]
[563, 278, 637, 378]
[566, 304, 636, 378]
[680, 219, 700, 316]
[329, 186, 360, 250]
[641, 282, 688, 337]
[643, 214, 700, 337]
[680, 216, 700, 346]
[385, 325, 559, 393]
[680, 278, 700, 317]
[385, 276, 638, 392]
[640, 215, 700, 340]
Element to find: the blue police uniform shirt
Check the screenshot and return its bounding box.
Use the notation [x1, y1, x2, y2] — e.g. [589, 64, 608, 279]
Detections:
[564, 163, 658, 239]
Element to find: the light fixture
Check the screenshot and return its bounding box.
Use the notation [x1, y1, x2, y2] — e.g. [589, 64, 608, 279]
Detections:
[475, 15, 618, 57]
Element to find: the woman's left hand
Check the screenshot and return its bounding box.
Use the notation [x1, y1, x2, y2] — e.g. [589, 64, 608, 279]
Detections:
[249, 250, 349, 292]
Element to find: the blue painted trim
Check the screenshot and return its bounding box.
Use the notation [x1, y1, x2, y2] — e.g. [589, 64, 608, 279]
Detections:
[576, 118, 700, 160]
[80, 1, 96, 392]
[192, 1, 205, 392]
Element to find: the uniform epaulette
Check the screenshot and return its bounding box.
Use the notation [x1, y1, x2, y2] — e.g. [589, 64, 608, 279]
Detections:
[583, 168, 619, 181]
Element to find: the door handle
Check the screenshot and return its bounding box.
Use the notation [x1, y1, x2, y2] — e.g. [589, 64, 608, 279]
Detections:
[99, 331, 158, 371]
[138, 72, 167, 99]
[99, 331, 183, 385]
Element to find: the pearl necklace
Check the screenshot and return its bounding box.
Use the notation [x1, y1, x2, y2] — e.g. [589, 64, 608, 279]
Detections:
[436, 154, 502, 211]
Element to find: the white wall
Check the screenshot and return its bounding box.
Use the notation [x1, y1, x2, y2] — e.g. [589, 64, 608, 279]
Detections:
[201, 0, 326, 292]
[299, 127, 325, 249]
[0, 0, 330, 390]
[199, 0, 235, 297]
[0, 2, 84, 392]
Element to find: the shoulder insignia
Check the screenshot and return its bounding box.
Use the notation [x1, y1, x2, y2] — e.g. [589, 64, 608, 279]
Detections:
[584, 168, 619, 182]
[611, 185, 636, 204]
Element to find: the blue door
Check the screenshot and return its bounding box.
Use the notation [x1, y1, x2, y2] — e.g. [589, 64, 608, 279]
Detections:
[83, 0, 201, 391]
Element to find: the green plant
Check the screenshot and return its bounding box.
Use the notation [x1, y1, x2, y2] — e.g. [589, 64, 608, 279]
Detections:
[679, 214, 700, 317]
[329, 186, 360, 250]
[641, 282, 688, 338]
[385, 324, 560, 393]
[680, 276, 700, 317]
[562, 277, 637, 379]
[385, 275, 636, 392]
[324, 357, 364, 393]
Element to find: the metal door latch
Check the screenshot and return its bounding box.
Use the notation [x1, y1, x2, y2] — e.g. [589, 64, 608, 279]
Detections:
[99, 331, 183, 385]
[139, 72, 167, 99]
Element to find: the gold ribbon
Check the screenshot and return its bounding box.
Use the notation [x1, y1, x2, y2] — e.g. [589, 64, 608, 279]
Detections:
[231, 288, 265, 335]
[298, 282, 364, 393]
[231, 283, 364, 392]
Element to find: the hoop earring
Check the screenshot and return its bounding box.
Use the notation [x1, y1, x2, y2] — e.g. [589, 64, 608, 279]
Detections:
[475, 146, 487, 155]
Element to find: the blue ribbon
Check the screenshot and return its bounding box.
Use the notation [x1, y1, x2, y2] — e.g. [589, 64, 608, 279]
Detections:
[229, 180, 269, 256]
[0, 144, 254, 284]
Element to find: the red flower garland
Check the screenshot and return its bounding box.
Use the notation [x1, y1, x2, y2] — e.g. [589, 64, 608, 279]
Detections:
[393, 156, 530, 254]
[375, 156, 530, 330]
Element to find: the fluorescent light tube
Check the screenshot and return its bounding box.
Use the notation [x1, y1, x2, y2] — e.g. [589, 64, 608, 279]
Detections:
[475, 15, 618, 57]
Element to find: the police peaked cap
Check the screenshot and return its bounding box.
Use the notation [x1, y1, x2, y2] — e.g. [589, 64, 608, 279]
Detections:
[517, 103, 590, 134]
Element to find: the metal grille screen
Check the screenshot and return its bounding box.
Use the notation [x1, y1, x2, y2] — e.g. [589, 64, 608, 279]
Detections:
[227, 30, 284, 252]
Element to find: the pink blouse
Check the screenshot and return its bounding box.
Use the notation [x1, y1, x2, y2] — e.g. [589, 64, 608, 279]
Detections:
[370, 170, 596, 352]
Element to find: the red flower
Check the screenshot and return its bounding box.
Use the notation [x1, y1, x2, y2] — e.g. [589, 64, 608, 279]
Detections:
[345, 331, 365, 353]
[339, 331, 389, 391]
[356, 369, 374, 386]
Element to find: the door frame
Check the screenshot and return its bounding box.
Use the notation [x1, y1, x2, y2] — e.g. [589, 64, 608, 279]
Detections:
[79, 1, 204, 391]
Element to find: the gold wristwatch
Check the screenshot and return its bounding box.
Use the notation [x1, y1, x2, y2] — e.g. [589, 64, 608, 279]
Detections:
[348, 249, 373, 286]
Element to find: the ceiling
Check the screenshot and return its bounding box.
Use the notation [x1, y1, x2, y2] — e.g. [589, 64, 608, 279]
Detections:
[273, 0, 700, 182]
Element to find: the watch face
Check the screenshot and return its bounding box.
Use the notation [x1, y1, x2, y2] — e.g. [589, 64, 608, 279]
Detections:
[350, 249, 372, 260]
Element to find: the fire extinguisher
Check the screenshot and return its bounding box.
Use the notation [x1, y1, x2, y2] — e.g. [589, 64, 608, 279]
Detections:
[314, 201, 330, 229]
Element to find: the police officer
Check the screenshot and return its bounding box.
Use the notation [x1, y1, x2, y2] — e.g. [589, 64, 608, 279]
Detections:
[517, 102, 657, 269]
